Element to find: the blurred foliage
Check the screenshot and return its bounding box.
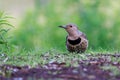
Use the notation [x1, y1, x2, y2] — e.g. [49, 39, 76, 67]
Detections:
[0, 12, 13, 52]
[10, 0, 120, 51]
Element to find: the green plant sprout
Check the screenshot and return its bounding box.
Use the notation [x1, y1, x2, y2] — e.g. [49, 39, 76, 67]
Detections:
[0, 12, 13, 52]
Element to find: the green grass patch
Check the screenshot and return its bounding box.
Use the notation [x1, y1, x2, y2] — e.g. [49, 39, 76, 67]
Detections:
[0, 48, 119, 66]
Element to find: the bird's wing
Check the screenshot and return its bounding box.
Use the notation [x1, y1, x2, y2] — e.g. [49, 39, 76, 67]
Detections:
[78, 31, 87, 39]
[81, 33, 87, 39]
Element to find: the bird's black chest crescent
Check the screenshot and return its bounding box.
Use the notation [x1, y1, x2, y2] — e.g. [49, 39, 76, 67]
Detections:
[68, 38, 81, 45]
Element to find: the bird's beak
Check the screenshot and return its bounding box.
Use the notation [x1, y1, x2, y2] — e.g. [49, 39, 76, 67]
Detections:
[58, 25, 67, 29]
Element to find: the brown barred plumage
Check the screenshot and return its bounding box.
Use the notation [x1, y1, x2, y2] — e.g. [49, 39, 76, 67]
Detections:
[59, 23, 88, 53]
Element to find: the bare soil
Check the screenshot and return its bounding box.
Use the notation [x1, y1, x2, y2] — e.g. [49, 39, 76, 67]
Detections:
[0, 54, 120, 80]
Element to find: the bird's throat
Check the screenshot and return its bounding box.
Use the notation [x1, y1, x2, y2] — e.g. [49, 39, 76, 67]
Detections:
[68, 37, 81, 45]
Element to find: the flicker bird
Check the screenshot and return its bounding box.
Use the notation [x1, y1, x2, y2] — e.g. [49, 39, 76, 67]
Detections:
[59, 24, 88, 53]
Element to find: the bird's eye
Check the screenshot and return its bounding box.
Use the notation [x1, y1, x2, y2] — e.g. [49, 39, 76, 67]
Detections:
[69, 25, 72, 27]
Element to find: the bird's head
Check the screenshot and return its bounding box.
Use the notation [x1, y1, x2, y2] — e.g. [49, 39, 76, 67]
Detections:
[59, 24, 79, 36]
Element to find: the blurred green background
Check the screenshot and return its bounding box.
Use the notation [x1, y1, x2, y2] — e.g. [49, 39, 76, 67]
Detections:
[0, 0, 120, 51]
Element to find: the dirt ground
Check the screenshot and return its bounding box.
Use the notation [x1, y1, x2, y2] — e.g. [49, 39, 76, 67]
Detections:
[0, 54, 120, 80]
